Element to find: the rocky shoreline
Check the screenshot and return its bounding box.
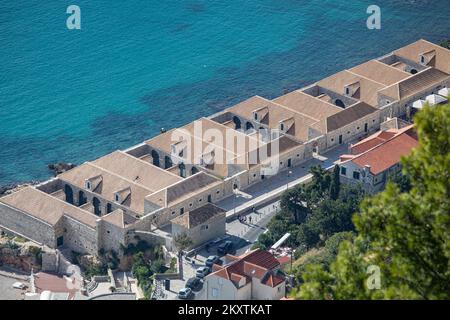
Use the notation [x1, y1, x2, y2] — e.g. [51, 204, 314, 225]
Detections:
[0, 162, 77, 197]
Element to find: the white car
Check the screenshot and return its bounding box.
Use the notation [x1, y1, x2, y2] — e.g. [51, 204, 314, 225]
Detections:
[12, 282, 27, 290]
[196, 266, 210, 279]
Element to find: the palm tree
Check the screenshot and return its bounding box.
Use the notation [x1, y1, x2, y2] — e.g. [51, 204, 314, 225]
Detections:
[173, 234, 193, 280]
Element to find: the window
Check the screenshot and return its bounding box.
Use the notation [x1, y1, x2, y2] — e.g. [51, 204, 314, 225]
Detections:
[199, 198, 202, 202]
[201, 225, 209, 230]
[341, 167, 347, 176]
[280, 123, 284, 131]
[254, 113, 258, 120]
[115, 194, 120, 202]
[180, 208, 184, 215]
[353, 171, 360, 180]
[345, 87, 350, 95]
[171, 211, 176, 215]
[216, 190, 220, 194]
[189, 203, 193, 207]
[420, 56, 425, 64]
[253, 174, 256, 177]
[57, 236, 64, 247]
[85, 181, 91, 190]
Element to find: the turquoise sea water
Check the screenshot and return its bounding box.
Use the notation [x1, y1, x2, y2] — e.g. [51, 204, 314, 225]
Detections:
[0, 0, 449, 185]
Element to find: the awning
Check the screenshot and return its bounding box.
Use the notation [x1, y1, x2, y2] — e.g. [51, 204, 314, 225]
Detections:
[412, 99, 426, 109]
[438, 87, 449, 98]
[425, 94, 447, 106]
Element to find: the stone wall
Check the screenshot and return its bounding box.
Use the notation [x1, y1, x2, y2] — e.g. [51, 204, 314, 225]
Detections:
[0, 203, 56, 248]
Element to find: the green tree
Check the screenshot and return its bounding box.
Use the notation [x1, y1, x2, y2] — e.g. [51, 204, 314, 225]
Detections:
[174, 233, 193, 280]
[329, 165, 341, 200]
[296, 104, 450, 299]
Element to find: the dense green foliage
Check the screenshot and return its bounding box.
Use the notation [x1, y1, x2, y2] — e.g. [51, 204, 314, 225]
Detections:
[131, 242, 168, 299]
[295, 103, 450, 299]
[254, 165, 364, 252]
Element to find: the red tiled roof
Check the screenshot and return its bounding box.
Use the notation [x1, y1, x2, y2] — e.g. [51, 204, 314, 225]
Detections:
[277, 255, 292, 266]
[352, 129, 418, 175]
[350, 130, 396, 154]
[261, 273, 285, 287]
[208, 249, 284, 288]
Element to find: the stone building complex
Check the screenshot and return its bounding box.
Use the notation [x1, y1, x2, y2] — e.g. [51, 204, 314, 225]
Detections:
[0, 39, 449, 257]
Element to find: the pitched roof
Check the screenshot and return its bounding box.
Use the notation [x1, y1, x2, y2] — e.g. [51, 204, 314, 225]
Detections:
[92, 151, 182, 192]
[58, 163, 154, 214]
[350, 126, 419, 175]
[101, 209, 137, 228]
[317, 70, 386, 106]
[379, 68, 450, 101]
[273, 90, 342, 120]
[394, 39, 450, 74]
[349, 60, 410, 86]
[0, 187, 98, 228]
[208, 249, 284, 288]
[166, 172, 222, 205]
[171, 203, 225, 229]
[325, 102, 377, 132]
[227, 96, 319, 141]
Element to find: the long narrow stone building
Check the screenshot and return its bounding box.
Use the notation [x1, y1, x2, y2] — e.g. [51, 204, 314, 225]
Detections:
[1, 39, 449, 256]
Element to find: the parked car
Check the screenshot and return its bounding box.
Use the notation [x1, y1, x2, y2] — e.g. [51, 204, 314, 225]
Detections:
[12, 282, 27, 290]
[195, 266, 210, 279]
[186, 277, 203, 291]
[205, 255, 222, 268]
[178, 287, 193, 299]
[217, 240, 233, 255]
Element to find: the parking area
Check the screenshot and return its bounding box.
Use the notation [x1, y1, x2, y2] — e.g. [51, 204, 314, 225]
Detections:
[0, 274, 30, 300]
[163, 200, 280, 300]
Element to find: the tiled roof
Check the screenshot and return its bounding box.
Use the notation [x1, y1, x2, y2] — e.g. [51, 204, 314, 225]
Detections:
[351, 126, 418, 175]
[394, 39, 450, 74]
[350, 130, 397, 154]
[208, 249, 284, 288]
[171, 203, 225, 229]
[318, 70, 385, 107]
[273, 90, 342, 120]
[93, 151, 182, 192]
[58, 163, 154, 215]
[101, 209, 137, 228]
[326, 102, 377, 132]
[166, 172, 221, 205]
[349, 60, 410, 86]
[0, 187, 98, 228]
[380, 68, 450, 101]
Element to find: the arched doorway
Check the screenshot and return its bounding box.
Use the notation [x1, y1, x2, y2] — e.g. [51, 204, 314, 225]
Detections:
[191, 166, 199, 175]
[78, 190, 87, 206]
[93, 197, 101, 216]
[179, 163, 186, 178]
[335, 99, 345, 108]
[246, 122, 254, 131]
[151, 150, 160, 167]
[164, 155, 173, 169]
[64, 185, 74, 204]
[232, 116, 241, 130]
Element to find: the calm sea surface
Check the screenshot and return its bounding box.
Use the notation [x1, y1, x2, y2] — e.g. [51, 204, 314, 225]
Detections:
[0, 0, 449, 185]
